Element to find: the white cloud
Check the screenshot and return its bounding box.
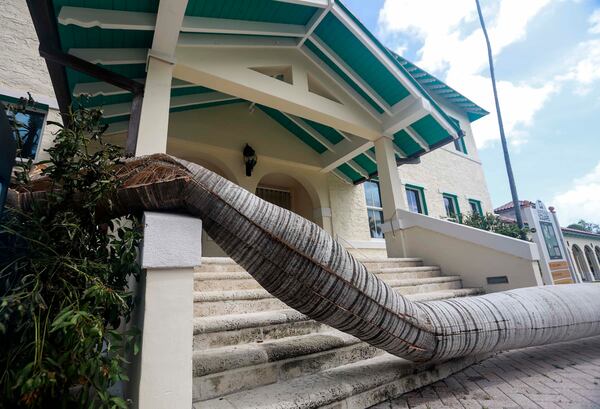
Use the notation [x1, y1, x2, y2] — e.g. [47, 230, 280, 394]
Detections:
[589, 8, 600, 34]
[378, 0, 557, 148]
[555, 39, 600, 94]
[552, 162, 600, 225]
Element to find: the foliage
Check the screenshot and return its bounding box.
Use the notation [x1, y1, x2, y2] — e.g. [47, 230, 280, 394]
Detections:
[0, 103, 141, 408]
[461, 212, 530, 240]
[567, 219, 600, 234]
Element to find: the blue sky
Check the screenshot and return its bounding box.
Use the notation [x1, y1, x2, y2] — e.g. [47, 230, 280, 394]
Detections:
[342, 0, 600, 225]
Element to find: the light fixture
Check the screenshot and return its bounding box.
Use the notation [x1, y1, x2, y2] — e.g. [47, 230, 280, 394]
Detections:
[243, 144, 257, 177]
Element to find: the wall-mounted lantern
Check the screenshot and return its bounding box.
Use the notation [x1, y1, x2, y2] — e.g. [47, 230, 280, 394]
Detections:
[243, 144, 257, 177]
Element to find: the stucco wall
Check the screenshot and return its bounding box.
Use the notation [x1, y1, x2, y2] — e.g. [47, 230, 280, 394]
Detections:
[0, 0, 60, 163]
[328, 174, 372, 243]
[398, 108, 493, 219]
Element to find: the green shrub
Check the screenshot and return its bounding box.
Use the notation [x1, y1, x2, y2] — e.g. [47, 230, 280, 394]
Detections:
[461, 212, 530, 240]
[0, 104, 141, 408]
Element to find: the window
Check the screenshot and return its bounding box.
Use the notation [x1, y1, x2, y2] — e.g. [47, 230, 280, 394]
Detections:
[540, 221, 562, 260]
[405, 184, 428, 215]
[2, 97, 47, 160]
[443, 193, 461, 221]
[453, 136, 468, 154]
[468, 199, 483, 216]
[364, 181, 384, 238]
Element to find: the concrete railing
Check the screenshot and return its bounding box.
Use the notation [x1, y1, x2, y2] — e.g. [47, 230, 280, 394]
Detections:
[129, 212, 202, 409]
[382, 209, 543, 292]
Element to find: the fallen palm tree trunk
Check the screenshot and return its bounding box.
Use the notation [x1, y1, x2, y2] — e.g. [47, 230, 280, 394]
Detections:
[8, 154, 600, 362]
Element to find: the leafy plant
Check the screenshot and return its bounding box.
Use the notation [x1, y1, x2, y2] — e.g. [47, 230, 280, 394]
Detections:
[0, 103, 141, 408]
[461, 212, 530, 240]
[567, 219, 600, 234]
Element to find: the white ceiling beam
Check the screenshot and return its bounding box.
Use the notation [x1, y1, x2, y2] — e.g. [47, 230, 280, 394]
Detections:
[393, 144, 407, 159]
[272, 0, 329, 7]
[97, 92, 236, 118]
[298, 0, 333, 48]
[362, 149, 377, 164]
[405, 126, 430, 152]
[310, 34, 392, 116]
[330, 5, 425, 100]
[331, 169, 354, 184]
[178, 33, 299, 48]
[331, 4, 460, 138]
[383, 97, 429, 136]
[283, 113, 336, 153]
[68, 48, 147, 65]
[73, 78, 195, 97]
[320, 135, 373, 173]
[348, 160, 370, 178]
[59, 6, 306, 37]
[299, 45, 381, 122]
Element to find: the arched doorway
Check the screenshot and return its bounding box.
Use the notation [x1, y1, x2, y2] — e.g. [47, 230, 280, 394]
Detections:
[584, 246, 600, 281]
[572, 245, 592, 282]
[255, 173, 317, 223]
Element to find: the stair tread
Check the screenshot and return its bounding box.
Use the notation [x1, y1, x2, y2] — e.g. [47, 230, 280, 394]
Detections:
[193, 352, 487, 408]
[194, 288, 483, 333]
[194, 276, 464, 302]
[193, 330, 360, 377]
[194, 266, 442, 281]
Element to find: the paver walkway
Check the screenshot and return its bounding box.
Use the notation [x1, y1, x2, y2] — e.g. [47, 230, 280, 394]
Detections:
[371, 335, 600, 409]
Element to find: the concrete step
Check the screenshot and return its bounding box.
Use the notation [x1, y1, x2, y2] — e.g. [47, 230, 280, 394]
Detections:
[194, 278, 470, 317]
[193, 330, 380, 401]
[196, 257, 424, 274]
[193, 351, 489, 409]
[194, 309, 323, 349]
[194, 266, 442, 291]
[193, 287, 484, 349]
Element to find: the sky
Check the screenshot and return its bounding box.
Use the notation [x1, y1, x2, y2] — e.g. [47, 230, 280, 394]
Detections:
[341, 0, 600, 226]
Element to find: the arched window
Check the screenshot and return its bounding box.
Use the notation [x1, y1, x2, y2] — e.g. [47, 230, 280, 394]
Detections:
[596, 246, 600, 267]
[572, 245, 591, 282]
[584, 246, 600, 281]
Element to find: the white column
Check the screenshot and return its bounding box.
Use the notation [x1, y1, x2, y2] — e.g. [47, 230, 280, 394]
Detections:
[135, 56, 175, 155]
[374, 136, 408, 257]
[135, 0, 189, 155]
[136, 212, 202, 409]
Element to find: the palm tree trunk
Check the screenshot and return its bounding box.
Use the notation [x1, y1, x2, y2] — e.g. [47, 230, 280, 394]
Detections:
[8, 154, 600, 362]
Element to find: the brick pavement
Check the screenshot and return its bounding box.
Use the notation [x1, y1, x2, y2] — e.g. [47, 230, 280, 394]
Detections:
[371, 336, 600, 409]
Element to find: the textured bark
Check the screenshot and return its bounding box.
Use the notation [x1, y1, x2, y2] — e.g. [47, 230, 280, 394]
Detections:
[8, 154, 600, 362]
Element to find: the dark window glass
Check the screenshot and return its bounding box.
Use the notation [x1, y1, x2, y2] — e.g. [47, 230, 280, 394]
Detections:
[469, 199, 483, 216]
[444, 195, 456, 218]
[5, 108, 45, 159]
[367, 208, 384, 238]
[454, 137, 467, 154]
[406, 188, 423, 214]
[540, 221, 562, 260]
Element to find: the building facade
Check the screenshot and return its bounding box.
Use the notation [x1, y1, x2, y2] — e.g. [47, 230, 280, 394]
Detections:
[3, 0, 495, 260]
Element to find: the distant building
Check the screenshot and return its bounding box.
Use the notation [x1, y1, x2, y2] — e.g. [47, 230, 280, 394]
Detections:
[495, 200, 600, 284]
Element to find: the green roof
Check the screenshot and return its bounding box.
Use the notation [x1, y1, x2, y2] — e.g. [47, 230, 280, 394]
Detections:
[41, 0, 489, 184]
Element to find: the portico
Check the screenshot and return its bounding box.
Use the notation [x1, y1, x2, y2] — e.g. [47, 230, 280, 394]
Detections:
[29, 0, 484, 258]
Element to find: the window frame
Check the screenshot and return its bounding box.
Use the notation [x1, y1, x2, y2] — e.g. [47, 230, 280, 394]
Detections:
[468, 198, 483, 216]
[539, 221, 562, 260]
[364, 181, 384, 239]
[404, 183, 428, 215]
[442, 193, 462, 222]
[453, 136, 468, 155]
[1, 94, 49, 162]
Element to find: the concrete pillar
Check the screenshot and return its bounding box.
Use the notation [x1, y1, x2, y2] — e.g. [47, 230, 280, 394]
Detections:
[374, 136, 408, 257]
[136, 212, 202, 409]
[135, 55, 175, 156]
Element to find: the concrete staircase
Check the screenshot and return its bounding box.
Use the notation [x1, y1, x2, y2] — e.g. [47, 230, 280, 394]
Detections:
[192, 257, 484, 409]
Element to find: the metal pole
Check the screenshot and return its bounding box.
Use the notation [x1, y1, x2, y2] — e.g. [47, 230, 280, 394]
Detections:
[475, 0, 525, 235]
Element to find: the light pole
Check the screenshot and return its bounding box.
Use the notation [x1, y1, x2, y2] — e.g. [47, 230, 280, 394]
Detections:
[475, 0, 525, 236]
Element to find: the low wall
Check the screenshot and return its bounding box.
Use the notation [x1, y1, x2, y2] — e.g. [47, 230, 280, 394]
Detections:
[383, 209, 543, 292]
